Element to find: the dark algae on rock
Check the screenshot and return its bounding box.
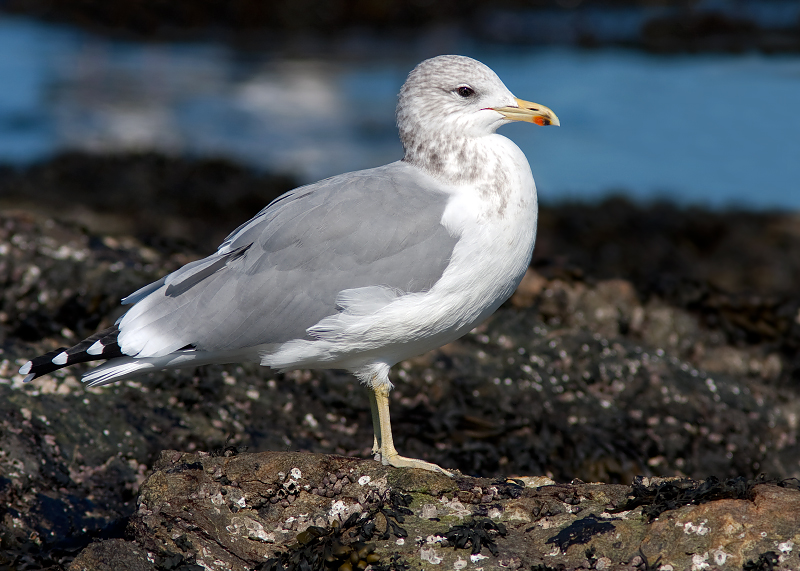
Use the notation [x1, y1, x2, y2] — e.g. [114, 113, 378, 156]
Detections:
[610, 474, 797, 522]
[442, 517, 507, 556]
[545, 514, 616, 552]
[259, 488, 411, 571]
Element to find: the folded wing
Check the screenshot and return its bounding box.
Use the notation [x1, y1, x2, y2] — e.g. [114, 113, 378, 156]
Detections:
[116, 161, 460, 359]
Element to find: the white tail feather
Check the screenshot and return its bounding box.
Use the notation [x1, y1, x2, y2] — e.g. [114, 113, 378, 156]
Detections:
[83, 358, 157, 386]
[82, 348, 264, 387]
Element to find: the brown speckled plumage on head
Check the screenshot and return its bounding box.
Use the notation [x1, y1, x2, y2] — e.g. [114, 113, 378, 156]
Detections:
[397, 55, 515, 186]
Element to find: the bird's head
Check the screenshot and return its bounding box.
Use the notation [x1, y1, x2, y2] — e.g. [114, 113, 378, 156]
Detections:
[397, 54, 559, 155]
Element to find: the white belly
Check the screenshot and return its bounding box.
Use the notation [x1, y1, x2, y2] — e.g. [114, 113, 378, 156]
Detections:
[263, 134, 538, 377]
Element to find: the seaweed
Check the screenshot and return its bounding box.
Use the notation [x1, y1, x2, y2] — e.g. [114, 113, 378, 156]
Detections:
[443, 518, 507, 556]
[258, 520, 379, 571]
[743, 551, 779, 571]
[612, 475, 759, 521]
[545, 514, 616, 551]
[259, 489, 412, 570]
[353, 490, 413, 542]
[491, 478, 526, 500]
[370, 553, 412, 571]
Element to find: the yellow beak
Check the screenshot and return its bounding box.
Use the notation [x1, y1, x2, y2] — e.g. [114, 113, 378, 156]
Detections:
[492, 98, 560, 127]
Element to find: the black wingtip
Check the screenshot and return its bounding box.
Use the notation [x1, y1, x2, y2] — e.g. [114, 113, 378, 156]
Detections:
[19, 348, 70, 381]
[20, 325, 124, 382]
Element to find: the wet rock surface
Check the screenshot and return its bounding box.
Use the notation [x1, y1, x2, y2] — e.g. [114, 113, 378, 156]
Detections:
[2, 152, 800, 568]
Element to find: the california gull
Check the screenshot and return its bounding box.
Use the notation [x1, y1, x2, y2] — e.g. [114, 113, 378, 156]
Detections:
[20, 55, 559, 476]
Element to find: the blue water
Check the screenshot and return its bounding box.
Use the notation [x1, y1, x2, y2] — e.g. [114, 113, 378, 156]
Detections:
[0, 16, 798, 210]
[487, 50, 800, 209]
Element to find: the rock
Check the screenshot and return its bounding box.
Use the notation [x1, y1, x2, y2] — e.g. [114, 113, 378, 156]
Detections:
[122, 450, 800, 570]
[67, 539, 154, 571]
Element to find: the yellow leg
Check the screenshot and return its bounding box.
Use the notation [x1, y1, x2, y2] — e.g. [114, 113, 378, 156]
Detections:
[368, 389, 381, 460]
[370, 383, 453, 476]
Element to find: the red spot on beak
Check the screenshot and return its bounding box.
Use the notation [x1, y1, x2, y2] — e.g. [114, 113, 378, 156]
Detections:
[533, 116, 550, 127]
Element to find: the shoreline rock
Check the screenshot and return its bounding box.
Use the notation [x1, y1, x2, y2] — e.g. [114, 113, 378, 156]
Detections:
[71, 450, 800, 571]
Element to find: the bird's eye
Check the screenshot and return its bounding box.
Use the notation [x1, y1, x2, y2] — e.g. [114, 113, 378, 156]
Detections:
[455, 86, 475, 98]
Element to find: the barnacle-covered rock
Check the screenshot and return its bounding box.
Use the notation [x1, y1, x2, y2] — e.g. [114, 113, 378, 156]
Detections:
[125, 451, 800, 571]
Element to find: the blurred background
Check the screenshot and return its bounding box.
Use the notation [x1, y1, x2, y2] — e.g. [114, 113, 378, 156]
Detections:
[0, 0, 798, 209]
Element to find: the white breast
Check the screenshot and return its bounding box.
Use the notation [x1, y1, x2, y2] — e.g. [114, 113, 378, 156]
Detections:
[263, 134, 538, 377]
[430, 133, 538, 332]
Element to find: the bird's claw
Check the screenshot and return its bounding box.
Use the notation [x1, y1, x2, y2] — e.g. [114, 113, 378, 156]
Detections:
[379, 452, 453, 477]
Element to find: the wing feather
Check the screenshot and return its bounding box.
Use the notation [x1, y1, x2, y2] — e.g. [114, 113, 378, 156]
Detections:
[117, 161, 459, 358]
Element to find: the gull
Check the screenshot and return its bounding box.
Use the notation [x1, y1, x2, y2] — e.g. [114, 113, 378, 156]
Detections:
[20, 55, 559, 476]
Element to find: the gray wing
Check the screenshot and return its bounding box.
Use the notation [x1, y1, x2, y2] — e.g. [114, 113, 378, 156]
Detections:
[117, 161, 459, 357]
